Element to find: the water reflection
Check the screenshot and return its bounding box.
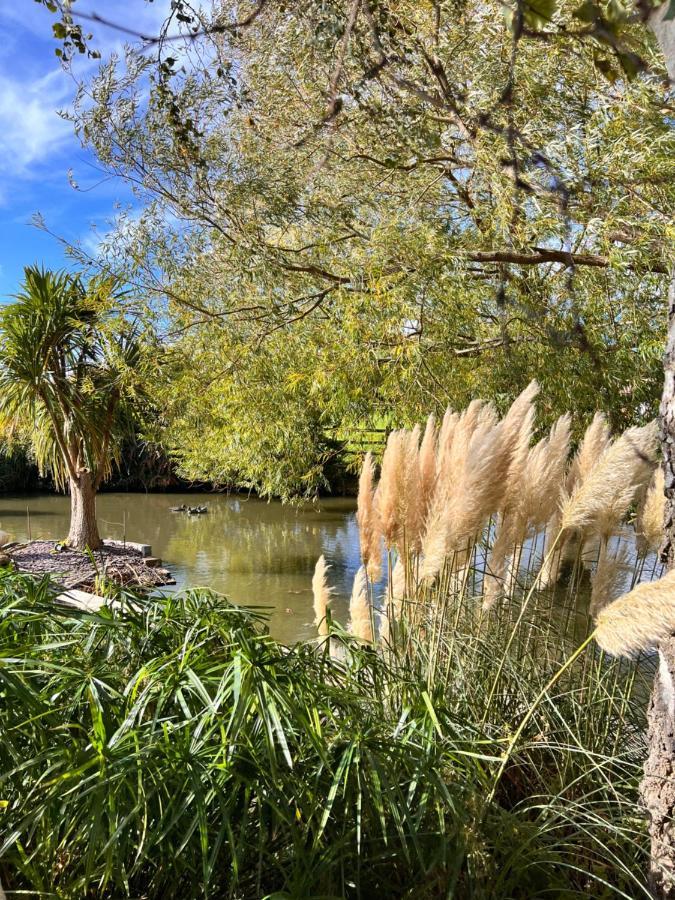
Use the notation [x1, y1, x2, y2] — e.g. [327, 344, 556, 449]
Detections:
[0, 492, 361, 643]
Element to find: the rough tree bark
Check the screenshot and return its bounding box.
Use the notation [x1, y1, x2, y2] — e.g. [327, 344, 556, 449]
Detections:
[642, 272, 675, 898]
[641, 7, 675, 888]
[67, 470, 103, 550]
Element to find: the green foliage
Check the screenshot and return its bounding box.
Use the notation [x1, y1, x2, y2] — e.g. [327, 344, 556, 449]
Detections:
[58, 0, 673, 497]
[0, 266, 152, 491]
[0, 571, 652, 897]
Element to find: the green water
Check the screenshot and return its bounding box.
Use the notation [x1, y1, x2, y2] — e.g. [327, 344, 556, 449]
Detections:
[0, 492, 360, 643]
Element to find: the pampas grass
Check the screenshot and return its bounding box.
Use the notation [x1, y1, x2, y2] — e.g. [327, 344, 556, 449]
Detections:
[567, 412, 611, 494]
[418, 414, 437, 529]
[357, 452, 382, 580]
[561, 422, 658, 538]
[422, 406, 503, 579]
[381, 556, 406, 646]
[590, 541, 631, 617]
[349, 565, 373, 642]
[636, 467, 665, 556]
[312, 555, 334, 638]
[539, 413, 611, 589]
[595, 568, 675, 657]
[376, 431, 405, 549]
[401, 425, 422, 553]
[348, 387, 660, 637]
[482, 387, 539, 603]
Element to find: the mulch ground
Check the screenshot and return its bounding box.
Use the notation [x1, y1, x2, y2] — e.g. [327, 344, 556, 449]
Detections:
[4, 540, 176, 592]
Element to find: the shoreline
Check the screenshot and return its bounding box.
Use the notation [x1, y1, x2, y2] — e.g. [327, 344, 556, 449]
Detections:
[1, 540, 175, 592]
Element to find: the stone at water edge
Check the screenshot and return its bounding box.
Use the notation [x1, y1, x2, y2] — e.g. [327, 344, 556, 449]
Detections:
[144, 557, 163, 568]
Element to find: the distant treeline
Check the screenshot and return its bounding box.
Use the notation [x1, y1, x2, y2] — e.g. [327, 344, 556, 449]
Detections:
[0, 442, 358, 497]
[0, 442, 182, 495]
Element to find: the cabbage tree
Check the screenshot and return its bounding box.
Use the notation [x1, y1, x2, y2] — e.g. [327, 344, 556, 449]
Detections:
[0, 266, 147, 550]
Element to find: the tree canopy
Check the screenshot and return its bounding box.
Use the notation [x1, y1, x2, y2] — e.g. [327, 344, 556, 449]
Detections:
[39, 0, 675, 497]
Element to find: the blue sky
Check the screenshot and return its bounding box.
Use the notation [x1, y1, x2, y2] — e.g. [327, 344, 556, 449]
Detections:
[0, 1, 169, 301]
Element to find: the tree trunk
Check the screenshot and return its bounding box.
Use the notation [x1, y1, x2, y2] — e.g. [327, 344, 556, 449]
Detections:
[67, 472, 103, 551]
[640, 7, 674, 883]
[643, 646, 675, 897]
[642, 272, 675, 897]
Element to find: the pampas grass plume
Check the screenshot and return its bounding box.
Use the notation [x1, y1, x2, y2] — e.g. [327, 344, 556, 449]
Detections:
[376, 430, 405, 548]
[349, 565, 373, 642]
[639, 467, 665, 555]
[312, 555, 334, 638]
[357, 452, 382, 579]
[561, 421, 658, 537]
[401, 424, 422, 552]
[422, 409, 503, 578]
[590, 541, 631, 617]
[567, 411, 611, 494]
[418, 414, 437, 527]
[595, 568, 675, 657]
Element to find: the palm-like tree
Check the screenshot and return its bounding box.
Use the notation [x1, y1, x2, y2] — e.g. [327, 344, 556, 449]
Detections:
[0, 266, 148, 550]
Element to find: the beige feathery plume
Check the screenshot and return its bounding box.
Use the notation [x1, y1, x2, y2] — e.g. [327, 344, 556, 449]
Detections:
[590, 541, 631, 617]
[493, 386, 539, 523]
[539, 414, 610, 589]
[356, 452, 382, 580]
[381, 556, 406, 645]
[595, 568, 675, 657]
[636, 467, 665, 556]
[567, 412, 612, 495]
[349, 565, 373, 642]
[498, 415, 571, 593]
[0, 530, 9, 547]
[400, 425, 422, 553]
[312, 555, 334, 638]
[511, 415, 572, 543]
[436, 408, 459, 482]
[482, 390, 538, 604]
[561, 421, 658, 539]
[418, 414, 437, 529]
[376, 430, 406, 549]
[422, 411, 504, 579]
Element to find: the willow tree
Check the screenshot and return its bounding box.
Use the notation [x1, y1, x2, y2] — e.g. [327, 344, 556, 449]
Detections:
[50, 0, 671, 499]
[0, 266, 147, 550]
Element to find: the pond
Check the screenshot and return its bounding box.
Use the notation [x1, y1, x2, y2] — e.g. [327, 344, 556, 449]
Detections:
[0, 492, 362, 643]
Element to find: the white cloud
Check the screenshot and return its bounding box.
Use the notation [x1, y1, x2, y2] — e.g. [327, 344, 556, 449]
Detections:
[0, 67, 74, 179]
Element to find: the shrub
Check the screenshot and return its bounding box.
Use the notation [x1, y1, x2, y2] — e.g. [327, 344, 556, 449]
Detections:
[0, 571, 652, 898]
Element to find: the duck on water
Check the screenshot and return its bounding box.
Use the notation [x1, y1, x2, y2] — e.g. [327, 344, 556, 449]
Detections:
[170, 504, 209, 515]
